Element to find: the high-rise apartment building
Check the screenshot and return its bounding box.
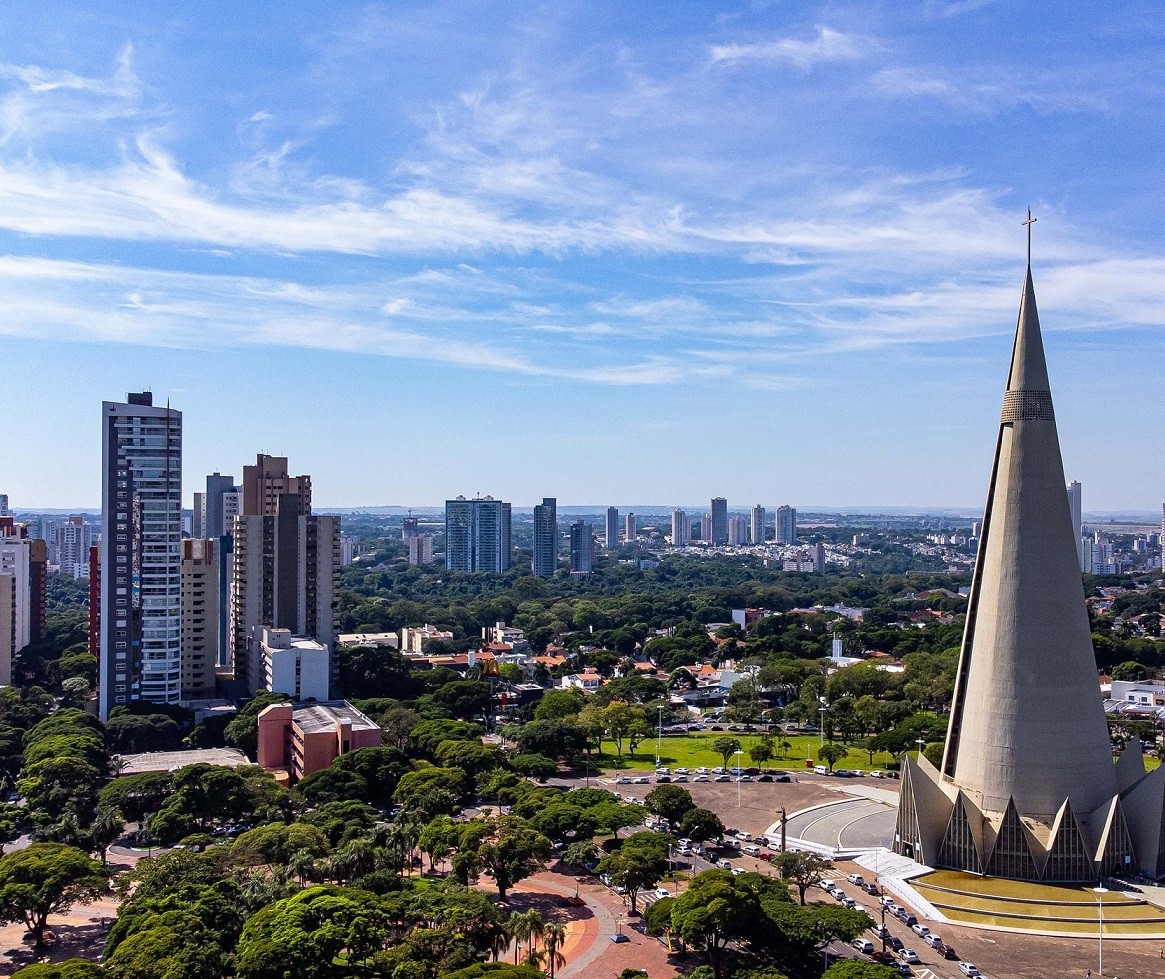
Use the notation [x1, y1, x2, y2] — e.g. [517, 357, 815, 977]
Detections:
[711, 498, 728, 546]
[776, 505, 797, 545]
[671, 509, 690, 546]
[1067, 480, 1083, 570]
[445, 497, 512, 573]
[532, 498, 558, 578]
[0, 495, 8, 516]
[624, 512, 636, 542]
[570, 521, 594, 575]
[605, 507, 620, 549]
[181, 538, 219, 698]
[813, 542, 827, 574]
[0, 525, 34, 686]
[99, 392, 183, 720]
[750, 505, 766, 545]
[242, 454, 311, 517]
[728, 515, 748, 546]
[201, 473, 239, 538]
[402, 516, 419, 541]
[231, 493, 339, 695]
[408, 534, 434, 566]
[55, 516, 93, 579]
[701, 513, 712, 542]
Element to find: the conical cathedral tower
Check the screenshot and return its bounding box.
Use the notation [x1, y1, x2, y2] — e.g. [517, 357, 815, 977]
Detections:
[895, 226, 1165, 881]
[941, 264, 1116, 820]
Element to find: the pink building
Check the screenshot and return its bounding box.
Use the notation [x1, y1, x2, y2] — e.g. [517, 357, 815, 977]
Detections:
[256, 700, 382, 782]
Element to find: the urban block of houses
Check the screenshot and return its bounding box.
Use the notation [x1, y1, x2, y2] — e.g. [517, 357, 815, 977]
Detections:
[559, 668, 602, 693]
[257, 700, 382, 783]
[482, 621, 530, 652]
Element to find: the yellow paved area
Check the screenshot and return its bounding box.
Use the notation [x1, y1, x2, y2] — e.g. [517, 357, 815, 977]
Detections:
[913, 869, 1165, 938]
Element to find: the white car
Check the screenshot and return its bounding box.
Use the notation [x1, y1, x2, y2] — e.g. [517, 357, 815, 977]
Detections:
[734, 831, 753, 842]
[842, 897, 858, 910]
[673, 767, 689, 775]
[716, 859, 733, 869]
[959, 966, 982, 978]
[736, 774, 752, 782]
[655, 767, 670, 774]
[879, 896, 895, 908]
[910, 924, 930, 938]
[694, 774, 710, 782]
[672, 774, 688, 782]
[730, 867, 745, 876]
[635, 776, 650, 784]
[846, 873, 865, 885]
[923, 934, 943, 949]
[696, 767, 709, 774]
[898, 949, 920, 964]
[653, 888, 671, 899]
[851, 938, 874, 954]
[714, 774, 731, 782]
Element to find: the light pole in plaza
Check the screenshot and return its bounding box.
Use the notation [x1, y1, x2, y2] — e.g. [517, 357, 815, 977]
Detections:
[1094, 884, 1108, 978]
[735, 749, 743, 807]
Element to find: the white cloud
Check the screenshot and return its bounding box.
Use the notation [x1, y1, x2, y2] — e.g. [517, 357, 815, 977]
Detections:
[709, 27, 869, 69]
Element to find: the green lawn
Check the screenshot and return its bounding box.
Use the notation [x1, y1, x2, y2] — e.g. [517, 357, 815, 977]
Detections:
[588, 731, 898, 773]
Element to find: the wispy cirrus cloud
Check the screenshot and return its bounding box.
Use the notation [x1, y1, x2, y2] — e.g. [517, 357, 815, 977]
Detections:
[871, 66, 1111, 115]
[708, 26, 871, 69]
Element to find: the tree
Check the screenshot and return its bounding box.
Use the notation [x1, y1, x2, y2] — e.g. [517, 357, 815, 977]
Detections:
[103, 909, 231, 979]
[597, 832, 670, 914]
[643, 894, 674, 937]
[418, 814, 462, 872]
[470, 817, 552, 899]
[679, 807, 724, 844]
[0, 843, 107, 951]
[532, 804, 598, 845]
[823, 962, 901, 979]
[725, 679, 761, 727]
[712, 737, 742, 771]
[379, 707, 421, 750]
[818, 742, 847, 772]
[534, 690, 585, 721]
[771, 851, 833, 905]
[644, 784, 695, 826]
[535, 922, 567, 979]
[669, 869, 759, 979]
[748, 736, 774, 767]
[510, 753, 557, 781]
[234, 823, 329, 866]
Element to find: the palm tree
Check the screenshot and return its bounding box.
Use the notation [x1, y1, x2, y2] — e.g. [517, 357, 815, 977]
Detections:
[537, 923, 567, 979]
[288, 850, 316, 887]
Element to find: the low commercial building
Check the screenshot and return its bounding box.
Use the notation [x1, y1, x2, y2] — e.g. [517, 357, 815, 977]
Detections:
[400, 623, 454, 654]
[256, 700, 382, 782]
[116, 747, 251, 776]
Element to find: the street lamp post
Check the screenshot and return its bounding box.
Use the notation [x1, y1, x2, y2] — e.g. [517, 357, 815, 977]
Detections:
[1094, 885, 1108, 977]
[819, 704, 827, 747]
[735, 749, 743, 807]
[656, 704, 663, 768]
[915, 737, 926, 760]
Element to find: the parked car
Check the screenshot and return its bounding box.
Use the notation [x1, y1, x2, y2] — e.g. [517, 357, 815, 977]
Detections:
[842, 898, 859, 910]
[833, 890, 849, 903]
[734, 831, 753, 842]
[958, 965, 982, 978]
[886, 935, 905, 952]
[895, 965, 913, 978]
[655, 767, 670, 774]
[716, 859, 733, 869]
[870, 924, 891, 940]
[653, 888, 671, 899]
[742, 844, 761, 856]
[774, 774, 792, 783]
[696, 767, 709, 774]
[634, 776, 650, 784]
[923, 934, 943, 949]
[736, 774, 752, 782]
[694, 774, 710, 782]
[898, 949, 920, 964]
[757, 774, 773, 782]
[871, 951, 896, 965]
[714, 774, 731, 782]
[939, 943, 959, 960]
[672, 775, 688, 783]
[862, 881, 880, 895]
[851, 938, 874, 954]
[846, 873, 865, 885]
[615, 776, 632, 784]
[655, 775, 671, 783]
[879, 896, 895, 908]
[673, 767, 688, 775]
[910, 924, 930, 938]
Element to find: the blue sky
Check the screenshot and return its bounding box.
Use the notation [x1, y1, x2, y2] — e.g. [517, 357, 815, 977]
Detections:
[2, 1, 1163, 512]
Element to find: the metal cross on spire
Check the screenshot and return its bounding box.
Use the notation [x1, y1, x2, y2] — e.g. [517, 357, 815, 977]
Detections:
[1022, 208, 1037, 266]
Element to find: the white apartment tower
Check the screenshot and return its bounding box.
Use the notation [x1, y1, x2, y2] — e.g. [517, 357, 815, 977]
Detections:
[671, 509, 690, 546]
[99, 392, 183, 720]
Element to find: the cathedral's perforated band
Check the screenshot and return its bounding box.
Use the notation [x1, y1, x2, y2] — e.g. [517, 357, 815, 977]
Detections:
[1001, 389, 1054, 422]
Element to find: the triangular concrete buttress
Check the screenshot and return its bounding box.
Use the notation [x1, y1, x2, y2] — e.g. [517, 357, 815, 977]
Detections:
[985, 797, 1041, 881]
[895, 753, 954, 865]
[1042, 798, 1096, 882]
[1121, 764, 1165, 880]
[1094, 795, 1137, 879]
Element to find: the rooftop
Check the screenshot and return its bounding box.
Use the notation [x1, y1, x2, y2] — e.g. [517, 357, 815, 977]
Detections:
[117, 747, 251, 776]
[292, 700, 380, 735]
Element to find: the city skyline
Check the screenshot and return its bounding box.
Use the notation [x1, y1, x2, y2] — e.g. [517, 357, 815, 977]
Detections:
[2, 3, 1164, 509]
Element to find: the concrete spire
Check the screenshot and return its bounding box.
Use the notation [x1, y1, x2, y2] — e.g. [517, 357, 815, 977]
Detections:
[942, 262, 1117, 821]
